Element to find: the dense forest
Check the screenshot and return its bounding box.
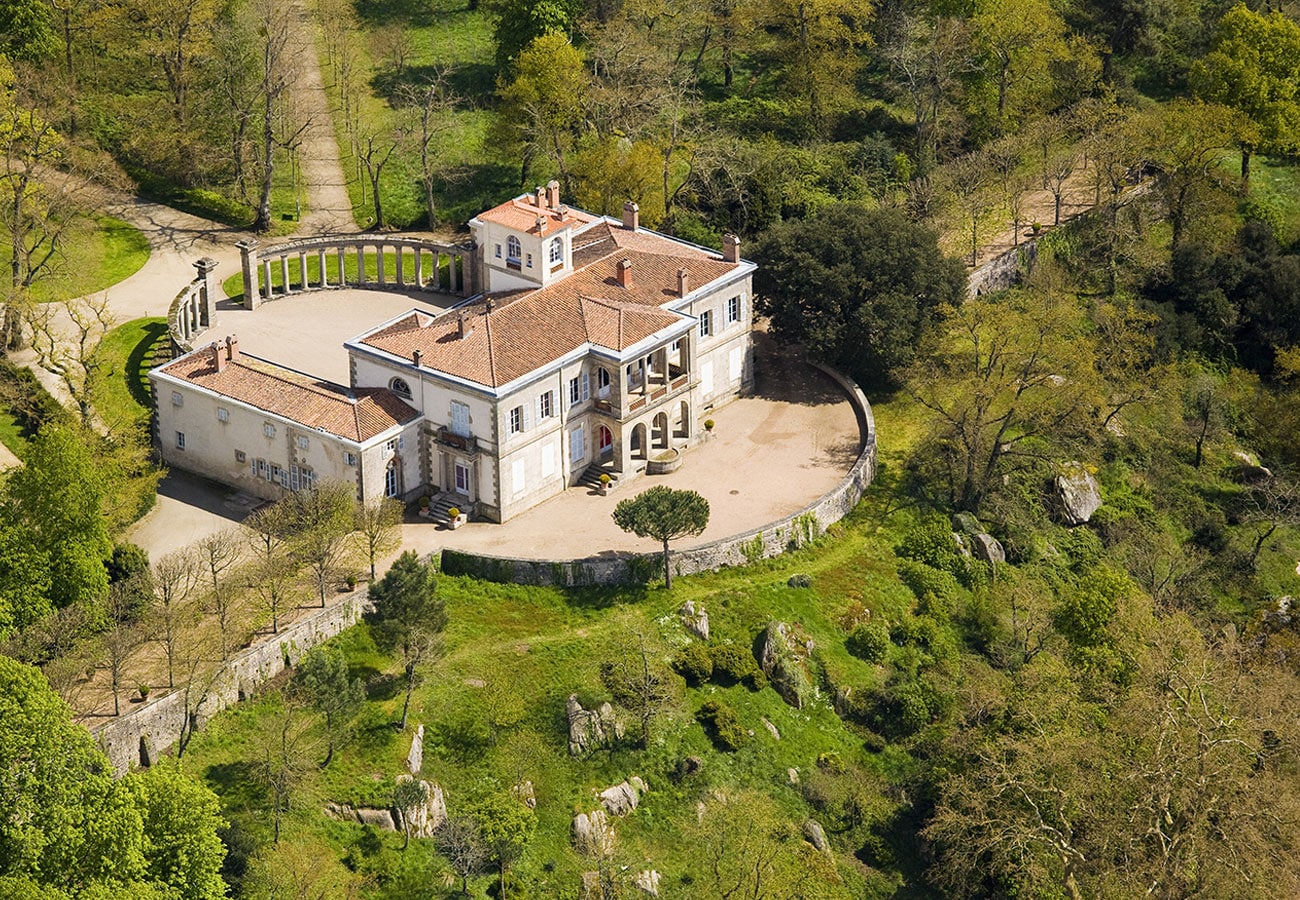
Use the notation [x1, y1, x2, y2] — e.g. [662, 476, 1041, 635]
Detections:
[5, 0, 1300, 895]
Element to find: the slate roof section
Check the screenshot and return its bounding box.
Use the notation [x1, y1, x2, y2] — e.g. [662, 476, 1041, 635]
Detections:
[159, 349, 419, 442]
[358, 221, 742, 389]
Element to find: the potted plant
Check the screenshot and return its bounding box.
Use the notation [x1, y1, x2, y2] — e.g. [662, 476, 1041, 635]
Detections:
[138, 684, 150, 702]
[1030, 221, 1042, 236]
[599, 473, 612, 495]
[704, 418, 715, 434]
[418, 495, 431, 516]
[344, 573, 357, 592]
[447, 506, 465, 529]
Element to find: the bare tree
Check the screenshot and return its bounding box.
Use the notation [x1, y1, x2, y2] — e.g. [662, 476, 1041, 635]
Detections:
[286, 482, 355, 606]
[100, 587, 144, 717]
[358, 132, 399, 231]
[435, 816, 487, 895]
[250, 0, 309, 232]
[599, 619, 680, 748]
[196, 529, 243, 657]
[1239, 473, 1300, 567]
[244, 502, 299, 632]
[150, 547, 202, 688]
[353, 496, 402, 580]
[258, 698, 318, 843]
[26, 293, 114, 422]
[398, 69, 463, 231]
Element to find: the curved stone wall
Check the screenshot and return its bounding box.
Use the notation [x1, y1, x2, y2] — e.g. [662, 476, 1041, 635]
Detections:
[441, 363, 877, 587]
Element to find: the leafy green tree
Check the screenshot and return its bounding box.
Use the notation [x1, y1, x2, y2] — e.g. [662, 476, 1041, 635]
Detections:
[969, 0, 1076, 137]
[495, 33, 586, 188]
[0, 523, 51, 639]
[367, 551, 447, 730]
[600, 618, 682, 747]
[393, 778, 428, 851]
[293, 645, 363, 766]
[489, 0, 581, 70]
[760, 0, 867, 134]
[4, 423, 112, 611]
[753, 204, 965, 389]
[468, 793, 535, 900]
[125, 764, 228, 899]
[0, 0, 56, 61]
[352, 496, 402, 581]
[612, 486, 709, 589]
[1191, 4, 1300, 191]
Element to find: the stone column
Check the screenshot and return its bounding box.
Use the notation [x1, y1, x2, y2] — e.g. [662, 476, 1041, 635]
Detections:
[377, 244, 387, 286]
[236, 239, 260, 311]
[395, 246, 405, 286]
[357, 244, 368, 285]
[415, 249, 425, 289]
[337, 246, 347, 286]
[194, 257, 219, 328]
[318, 249, 328, 287]
[280, 256, 290, 295]
[298, 252, 309, 290]
[262, 259, 274, 301]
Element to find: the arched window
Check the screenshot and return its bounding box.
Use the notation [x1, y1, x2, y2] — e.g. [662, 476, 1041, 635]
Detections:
[506, 235, 522, 263]
[389, 377, 412, 399]
[549, 238, 563, 265]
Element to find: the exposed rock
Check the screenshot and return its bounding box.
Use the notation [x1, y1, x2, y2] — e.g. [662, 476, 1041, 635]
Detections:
[971, 532, 1005, 565]
[395, 774, 446, 838]
[406, 723, 424, 774]
[511, 779, 536, 809]
[803, 819, 831, 854]
[580, 872, 601, 900]
[759, 621, 814, 709]
[325, 802, 397, 832]
[573, 808, 616, 857]
[787, 767, 800, 785]
[567, 694, 625, 756]
[599, 780, 640, 817]
[1234, 463, 1274, 485]
[952, 532, 972, 557]
[679, 601, 709, 640]
[951, 512, 982, 536]
[633, 869, 661, 896]
[1055, 463, 1102, 526]
[762, 717, 781, 740]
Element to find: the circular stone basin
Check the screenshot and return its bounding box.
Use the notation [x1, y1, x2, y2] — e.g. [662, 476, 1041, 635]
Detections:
[647, 448, 682, 475]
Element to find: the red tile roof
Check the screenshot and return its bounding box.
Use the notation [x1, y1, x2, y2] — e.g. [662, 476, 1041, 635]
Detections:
[158, 349, 419, 442]
[475, 196, 595, 235]
[358, 222, 742, 389]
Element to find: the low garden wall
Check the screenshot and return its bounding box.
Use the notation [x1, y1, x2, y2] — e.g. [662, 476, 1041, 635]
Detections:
[91, 591, 370, 776]
[441, 364, 877, 587]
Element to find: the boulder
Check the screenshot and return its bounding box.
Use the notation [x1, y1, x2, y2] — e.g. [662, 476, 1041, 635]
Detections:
[759, 621, 814, 709]
[1054, 464, 1102, 526]
[971, 532, 1005, 565]
[325, 802, 397, 832]
[511, 779, 536, 809]
[952, 532, 972, 557]
[568, 694, 625, 756]
[599, 780, 640, 817]
[951, 512, 982, 536]
[802, 819, 831, 854]
[395, 774, 446, 838]
[787, 767, 800, 785]
[406, 723, 424, 774]
[762, 717, 781, 740]
[1234, 463, 1274, 485]
[573, 808, 616, 857]
[633, 869, 662, 896]
[679, 601, 709, 640]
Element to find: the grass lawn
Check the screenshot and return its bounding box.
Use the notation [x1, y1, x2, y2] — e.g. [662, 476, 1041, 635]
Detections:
[91, 317, 170, 430]
[5, 215, 151, 305]
[0, 410, 30, 459]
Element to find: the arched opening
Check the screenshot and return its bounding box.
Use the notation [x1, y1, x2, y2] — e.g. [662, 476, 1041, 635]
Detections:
[653, 412, 669, 449]
[385, 460, 401, 498]
[674, 400, 690, 439]
[598, 425, 613, 457]
[506, 235, 522, 267]
[631, 423, 647, 460]
[389, 377, 412, 399]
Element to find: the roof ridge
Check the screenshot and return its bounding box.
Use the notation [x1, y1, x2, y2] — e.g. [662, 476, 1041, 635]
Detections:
[236, 357, 346, 404]
[577, 294, 590, 342]
[485, 308, 496, 385]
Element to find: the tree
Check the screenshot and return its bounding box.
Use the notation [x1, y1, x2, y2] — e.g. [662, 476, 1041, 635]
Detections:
[1191, 5, 1300, 192]
[761, 0, 868, 135]
[495, 33, 586, 188]
[0, 522, 51, 639]
[353, 496, 402, 581]
[488, 0, 581, 70]
[26, 294, 114, 423]
[358, 130, 399, 230]
[243, 501, 299, 633]
[393, 778, 428, 851]
[124, 764, 228, 900]
[99, 614, 143, 716]
[248, 0, 307, 232]
[599, 619, 681, 747]
[467, 793, 535, 900]
[968, 0, 1076, 137]
[0, 0, 56, 61]
[612, 486, 709, 589]
[256, 699, 316, 843]
[285, 482, 355, 607]
[292, 646, 363, 767]
[367, 551, 447, 730]
[195, 529, 242, 658]
[149, 548, 200, 689]
[883, 14, 975, 172]
[398, 69, 463, 231]
[435, 816, 487, 895]
[754, 204, 966, 389]
[1141, 100, 1241, 251]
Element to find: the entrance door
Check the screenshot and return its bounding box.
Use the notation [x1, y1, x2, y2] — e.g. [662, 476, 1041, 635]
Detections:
[454, 461, 471, 495]
[599, 425, 613, 456]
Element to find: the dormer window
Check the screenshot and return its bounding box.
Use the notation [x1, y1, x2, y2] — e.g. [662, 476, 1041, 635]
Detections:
[390, 377, 412, 399]
[506, 236, 522, 269]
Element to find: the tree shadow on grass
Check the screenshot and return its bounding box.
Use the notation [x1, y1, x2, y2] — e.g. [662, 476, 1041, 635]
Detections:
[352, 0, 440, 27]
[370, 63, 497, 109]
[204, 761, 267, 814]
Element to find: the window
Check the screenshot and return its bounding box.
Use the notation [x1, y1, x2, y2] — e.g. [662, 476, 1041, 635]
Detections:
[495, 243, 502, 258]
[343, 451, 358, 466]
[290, 464, 300, 491]
[570, 425, 586, 464]
[568, 373, 589, 406]
[175, 431, 185, 449]
[727, 295, 741, 324]
[525, 253, 533, 269]
[509, 405, 523, 434]
[256, 458, 268, 478]
[171, 391, 183, 407]
[263, 422, 276, 438]
[386, 462, 401, 497]
[699, 310, 712, 337]
[385, 438, 397, 453]
[597, 368, 610, 390]
[506, 235, 521, 264]
[301, 467, 316, 491]
[390, 377, 412, 399]
[297, 435, 309, 451]
[549, 239, 563, 266]
[217, 407, 229, 422]
[539, 390, 553, 419]
[235, 449, 246, 463]
[271, 463, 284, 485]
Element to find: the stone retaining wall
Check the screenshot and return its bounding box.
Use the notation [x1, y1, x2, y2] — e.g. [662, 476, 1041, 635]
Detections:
[968, 241, 1038, 297]
[91, 591, 369, 776]
[441, 364, 876, 587]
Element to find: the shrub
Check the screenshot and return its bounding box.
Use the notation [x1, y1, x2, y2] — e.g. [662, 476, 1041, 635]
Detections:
[447, 507, 460, 519]
[846, 621, 890, 663]
[896, 559, 961, 610]
[710, 644, 763, 689]
[673, 643, 714, 685]
[895, 516, 963, 576]
[697, 700, 748, 751]
[787, 573, 812, 588]
[107, 542, 153, 623]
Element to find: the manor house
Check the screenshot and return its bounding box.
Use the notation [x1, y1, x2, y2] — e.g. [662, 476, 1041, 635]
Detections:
[150, 186, 756, 523]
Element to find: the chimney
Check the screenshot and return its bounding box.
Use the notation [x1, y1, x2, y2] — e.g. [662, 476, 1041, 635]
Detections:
[617, 258, 633, 288]
[534, 186, 545, 207]
[457, 313, 468, 337]
[535, 214, 546, 234]
[622, 201, 639, 232]
[557, 204, 569, 220]
[677, 268, 690, 297]
[486, 297, 496, 313]
[413, 349, 423, 368]
[212, 341, 226, 373]
[225, 334, 239, 361]
[722, 233, 740, 264]
[546, 180, 561, 209]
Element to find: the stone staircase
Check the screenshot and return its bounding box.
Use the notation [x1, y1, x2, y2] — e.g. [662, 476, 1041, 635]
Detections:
[578, 462, 620, 492]
[427, 492, 463, 525]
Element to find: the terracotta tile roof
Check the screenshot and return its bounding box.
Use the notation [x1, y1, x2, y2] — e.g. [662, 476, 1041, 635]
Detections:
[475, 196, 595, 235]
[358, 221, 742, 389]
[158, 349, 419, 442]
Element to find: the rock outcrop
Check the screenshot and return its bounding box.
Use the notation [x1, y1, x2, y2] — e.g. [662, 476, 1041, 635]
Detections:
[1055, 463, 1102, 526]
[511, 779, 536, 809]
[599, 777, 646, 817]
[567, 694, 625, 756]
[679, 601, 710, 641]
[633, 869, 661, 896]
[406, 723, 424, 774]
[759, 621, 814, 709]
[803, 819, 831, 855]
[395, 774, 446, 838]
[573, 808, 616, 857]
[971, 532, 1005, 565]
[324, 802, 397, 832]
